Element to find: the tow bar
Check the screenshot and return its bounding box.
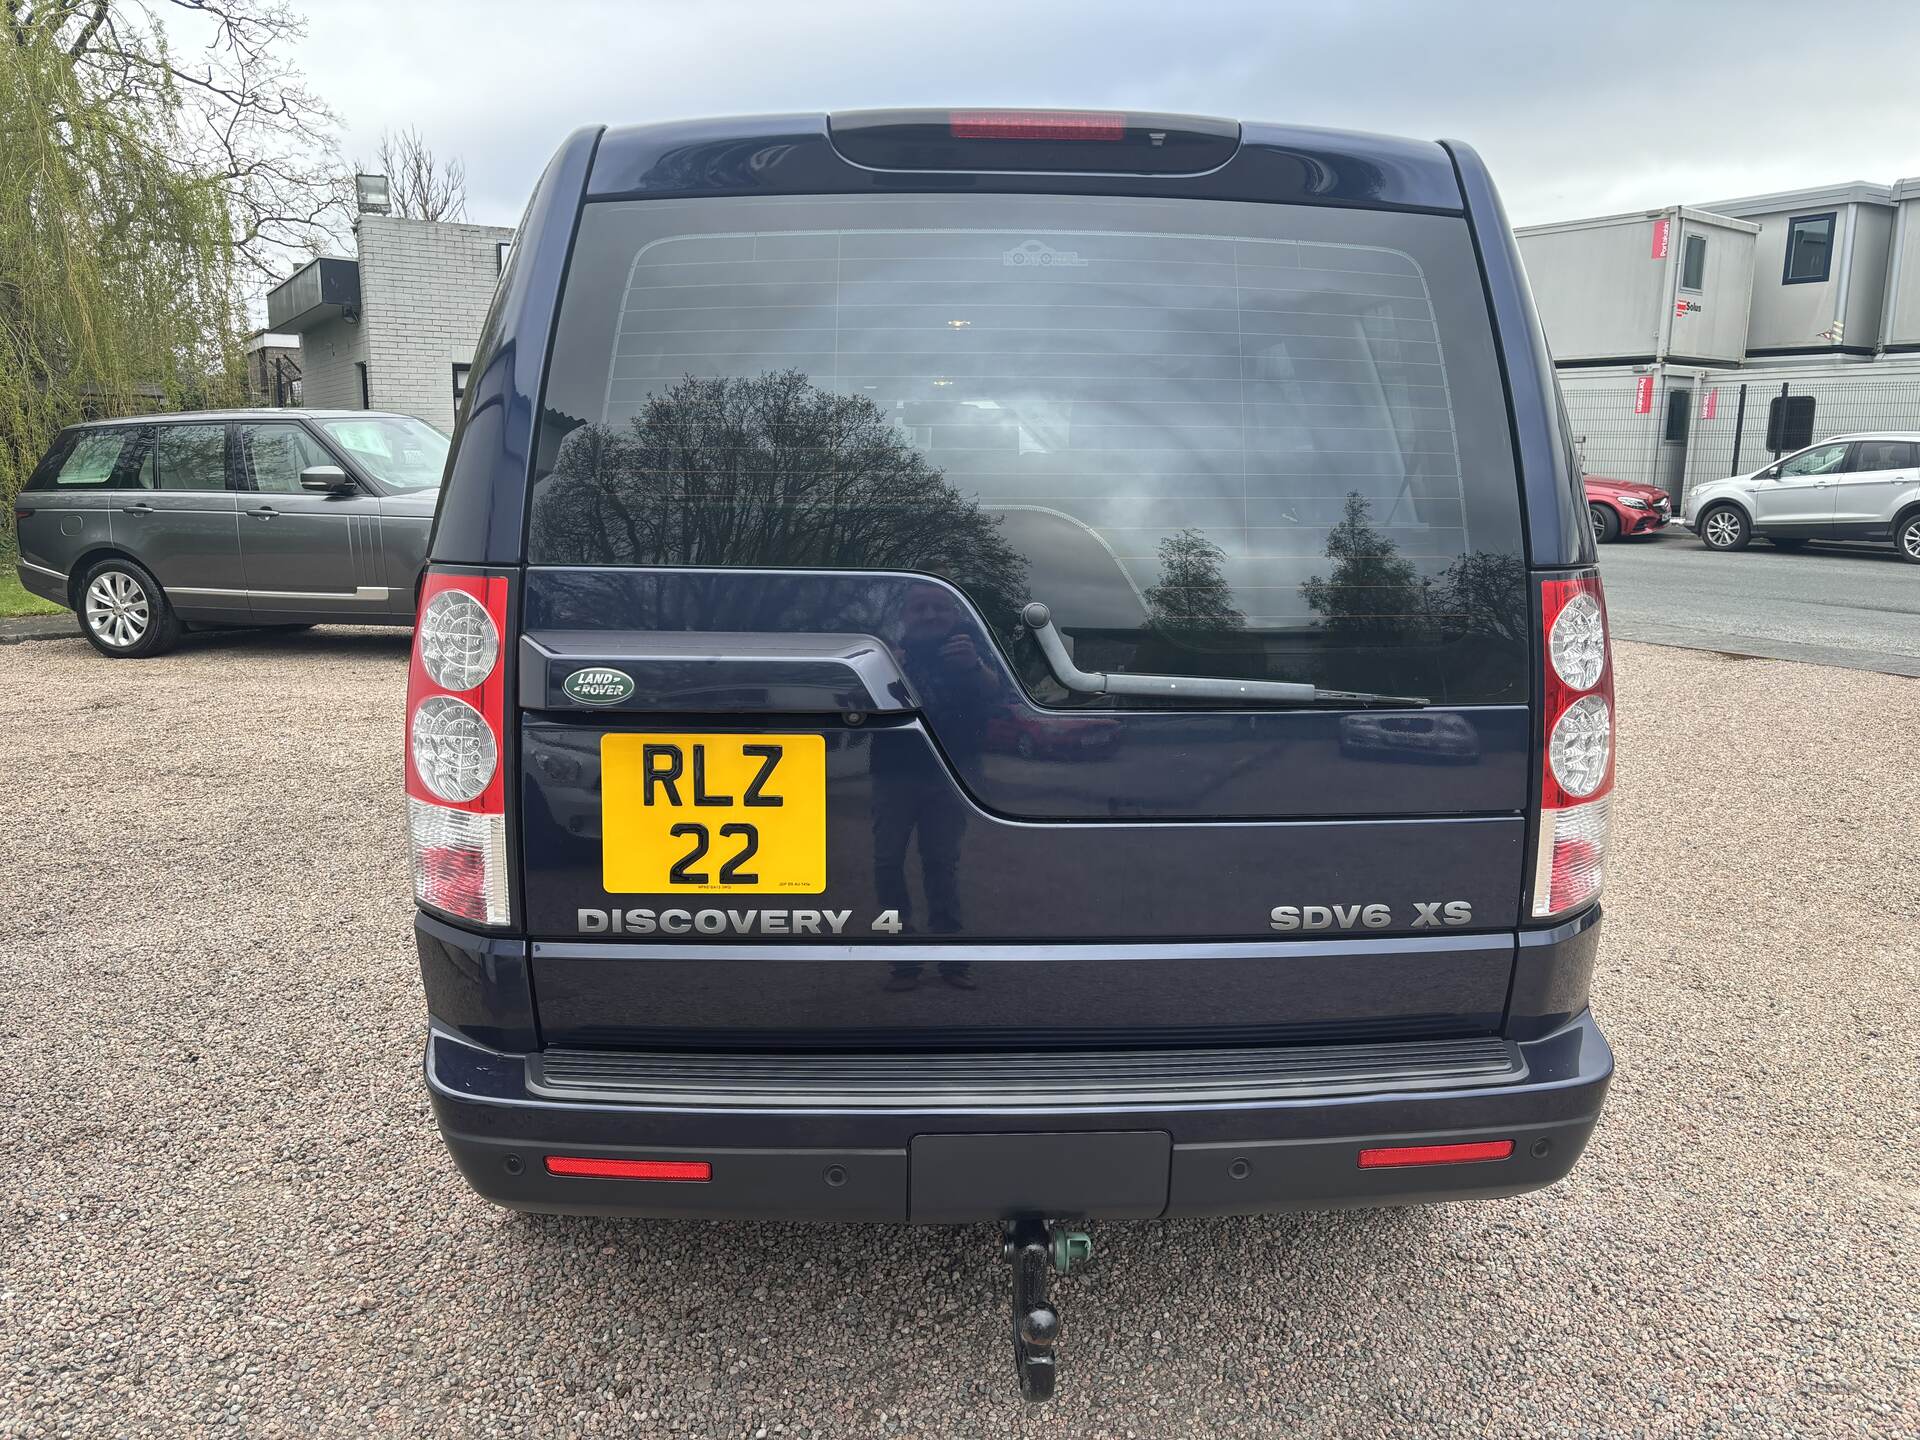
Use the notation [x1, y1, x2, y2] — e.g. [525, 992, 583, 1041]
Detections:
[1001, 1219, 1093, 1402]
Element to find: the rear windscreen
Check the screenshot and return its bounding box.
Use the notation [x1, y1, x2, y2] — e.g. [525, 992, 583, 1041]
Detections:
[530, 194, 1527, 704]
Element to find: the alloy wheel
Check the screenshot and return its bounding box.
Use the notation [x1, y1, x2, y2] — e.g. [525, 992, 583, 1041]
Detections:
[85, 570, 150, 648]
[1703, 511, 1740, 549]
[1903, 519, 1920, 561]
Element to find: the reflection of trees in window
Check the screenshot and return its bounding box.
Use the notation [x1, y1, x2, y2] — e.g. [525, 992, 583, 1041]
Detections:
[1299, 491, 1427, 635]
[1144, 528, 1245, 639]
[529, 370, 1028, 630]
[1135, 526, 1250, 675]
[1423, 549, 1528, 650]
[1298, 490, 1527, 700]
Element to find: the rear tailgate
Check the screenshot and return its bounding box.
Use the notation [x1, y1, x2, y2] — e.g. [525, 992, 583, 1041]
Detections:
[516, 180, 1533, 1050]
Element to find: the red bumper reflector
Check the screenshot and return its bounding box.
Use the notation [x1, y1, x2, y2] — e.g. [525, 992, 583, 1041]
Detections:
[1357, 1139, 1514, 1169]
[950, 109, 1125, 142]
[544, 1156, 712, 1182]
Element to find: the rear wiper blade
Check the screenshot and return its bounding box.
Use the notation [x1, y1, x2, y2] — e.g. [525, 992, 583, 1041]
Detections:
[1020, 603, 1428, 709]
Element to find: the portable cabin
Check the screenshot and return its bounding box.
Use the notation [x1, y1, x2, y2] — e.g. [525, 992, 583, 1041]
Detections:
[1516, 207, 1757, 368]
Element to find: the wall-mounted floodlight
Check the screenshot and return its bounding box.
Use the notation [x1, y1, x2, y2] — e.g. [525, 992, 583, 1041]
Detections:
[355, 173, 391, 215]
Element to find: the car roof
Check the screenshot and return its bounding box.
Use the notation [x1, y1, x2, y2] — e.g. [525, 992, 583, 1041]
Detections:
[585, 112, 1465, 213]
[1823, 431, 1920, 442]
[74, 409, 424, 428]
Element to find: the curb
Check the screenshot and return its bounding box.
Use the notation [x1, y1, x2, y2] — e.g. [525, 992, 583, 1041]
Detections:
[0, 615, 75, 646]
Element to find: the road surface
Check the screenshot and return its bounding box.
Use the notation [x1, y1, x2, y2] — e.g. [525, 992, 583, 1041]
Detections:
[1598, 526, 1920, 676]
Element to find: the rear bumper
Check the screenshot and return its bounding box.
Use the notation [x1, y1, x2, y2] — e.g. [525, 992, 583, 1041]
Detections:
[15, 560, 67, 607]
[424, 1010, 1612, 1221]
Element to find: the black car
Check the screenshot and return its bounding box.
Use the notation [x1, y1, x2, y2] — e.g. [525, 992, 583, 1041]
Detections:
[406, 110, 1615, 1400]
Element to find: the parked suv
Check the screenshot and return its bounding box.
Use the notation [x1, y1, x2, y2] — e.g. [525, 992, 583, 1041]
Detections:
[407, 112, 1615, 1399]
[1684, 432, 1920, 560]
[14, 409, 447, 656]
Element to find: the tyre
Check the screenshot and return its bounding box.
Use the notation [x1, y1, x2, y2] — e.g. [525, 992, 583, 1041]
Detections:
[1897, 512, 1920, 564]
[1699, 505, 1751, 552]
[1588, 503, 1620, 545]
[1768, 537, 1807, 551]
[76, 556, 182, 658]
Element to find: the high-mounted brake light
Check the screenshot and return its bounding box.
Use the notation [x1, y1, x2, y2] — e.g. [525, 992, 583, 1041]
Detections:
[545, 1156, 712, 1182]
[1358, 1140, 1514, 1169]
[407, 570, 511, 926]
[1532, 573, 1615, 919]
[949, 110, 1125, 142]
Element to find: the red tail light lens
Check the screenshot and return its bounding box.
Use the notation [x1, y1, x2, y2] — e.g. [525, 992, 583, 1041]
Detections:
[949, 109, 1125, 142]
[544, 1157, 712, 1182]
[1533, 573, 1614, 919]
[1358, 1139, 1514, 1169]
[407, 571, 510, 926]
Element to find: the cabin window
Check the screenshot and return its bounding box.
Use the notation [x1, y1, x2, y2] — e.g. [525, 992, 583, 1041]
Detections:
[1783, 212, 1835, 284]
[1679, 233, 1707, 292]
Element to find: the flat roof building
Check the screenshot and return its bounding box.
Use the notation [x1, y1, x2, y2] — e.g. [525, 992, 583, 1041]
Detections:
[267, 215, 513, 433]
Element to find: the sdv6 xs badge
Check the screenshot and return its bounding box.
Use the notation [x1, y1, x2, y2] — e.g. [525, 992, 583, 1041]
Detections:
[1269, 901, 1472, 932]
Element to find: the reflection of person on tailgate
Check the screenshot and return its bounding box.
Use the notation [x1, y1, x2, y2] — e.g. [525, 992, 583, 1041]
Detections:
[873, 584, 1000, 972]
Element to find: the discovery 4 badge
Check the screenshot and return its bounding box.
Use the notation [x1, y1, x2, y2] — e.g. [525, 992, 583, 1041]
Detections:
[562, 667, 636, 705]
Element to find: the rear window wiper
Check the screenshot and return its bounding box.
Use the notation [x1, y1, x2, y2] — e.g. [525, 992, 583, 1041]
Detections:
[1020, 603, 1428, 709]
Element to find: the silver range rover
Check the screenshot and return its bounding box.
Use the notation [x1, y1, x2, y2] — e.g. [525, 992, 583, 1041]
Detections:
[13, 409, 447, 657]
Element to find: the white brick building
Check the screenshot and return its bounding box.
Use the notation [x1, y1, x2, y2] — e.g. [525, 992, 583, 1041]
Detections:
[266, 215, 514, 433]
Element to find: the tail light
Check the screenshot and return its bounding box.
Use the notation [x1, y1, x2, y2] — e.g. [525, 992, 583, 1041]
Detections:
[407, 570, 510, 926]
[1532, 573, 1614, 919]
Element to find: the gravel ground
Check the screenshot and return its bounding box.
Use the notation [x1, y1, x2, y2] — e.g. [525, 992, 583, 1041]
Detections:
[2, 629, 1915, 1439]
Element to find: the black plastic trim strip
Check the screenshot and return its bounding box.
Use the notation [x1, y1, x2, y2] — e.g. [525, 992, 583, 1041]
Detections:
[528, 1035, 1524, 1110]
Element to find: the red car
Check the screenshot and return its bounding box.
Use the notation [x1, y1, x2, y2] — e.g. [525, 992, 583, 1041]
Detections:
[1583, 474, 1674, 542]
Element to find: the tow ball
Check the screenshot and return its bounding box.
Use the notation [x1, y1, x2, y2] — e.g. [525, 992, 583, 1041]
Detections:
[1000, 1219, 1093, 1402]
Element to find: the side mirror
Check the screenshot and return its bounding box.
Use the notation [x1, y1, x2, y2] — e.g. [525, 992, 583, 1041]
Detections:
[300, 465, 354, 493]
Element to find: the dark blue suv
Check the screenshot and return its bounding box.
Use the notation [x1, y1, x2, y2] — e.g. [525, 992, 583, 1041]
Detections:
[406, 111, 1615, 1398]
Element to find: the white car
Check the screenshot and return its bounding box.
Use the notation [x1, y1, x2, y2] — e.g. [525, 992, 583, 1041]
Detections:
[1682, 432, 1920, 562]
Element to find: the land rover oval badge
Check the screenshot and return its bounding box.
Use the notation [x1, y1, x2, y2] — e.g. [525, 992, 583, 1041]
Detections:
[562, 667, 636, 705]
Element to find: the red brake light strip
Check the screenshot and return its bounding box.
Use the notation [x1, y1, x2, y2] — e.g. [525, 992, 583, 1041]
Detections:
[544, 1156, 712, 1182]
[949, 110, 1126, 142]
[1357, 1139, 1514, 1169]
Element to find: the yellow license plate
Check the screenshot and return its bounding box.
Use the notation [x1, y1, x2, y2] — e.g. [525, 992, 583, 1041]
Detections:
[601, 733, 826, 894]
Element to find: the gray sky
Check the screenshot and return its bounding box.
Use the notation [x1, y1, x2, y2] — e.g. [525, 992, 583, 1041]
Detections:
[288, 0, 1920, 229]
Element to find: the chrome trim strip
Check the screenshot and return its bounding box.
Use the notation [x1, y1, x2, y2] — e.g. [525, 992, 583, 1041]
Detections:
[169, 585, 390, 601]
[18, 560, 66, 581]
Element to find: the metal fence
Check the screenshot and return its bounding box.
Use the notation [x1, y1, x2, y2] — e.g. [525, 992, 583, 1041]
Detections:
[1562, 373, 1920, 505]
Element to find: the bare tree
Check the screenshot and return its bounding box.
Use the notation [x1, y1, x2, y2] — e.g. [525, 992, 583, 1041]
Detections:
[531, 371, 1030, 634]
[362, 124, 466, 222]
[6, 0, 353, 286]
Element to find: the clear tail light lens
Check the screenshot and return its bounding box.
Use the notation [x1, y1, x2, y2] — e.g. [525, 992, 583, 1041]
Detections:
[407, 571, 510, 927]
[1533, 573, 1614, 920]
[410, 694, 498, 803]
[1547, 694, 1612, 798]
[1533, 795, 1610, 919]
[1547, 592, 1606, 690]
[408, 799, 510, 926]
[416, 587, 499, 691]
